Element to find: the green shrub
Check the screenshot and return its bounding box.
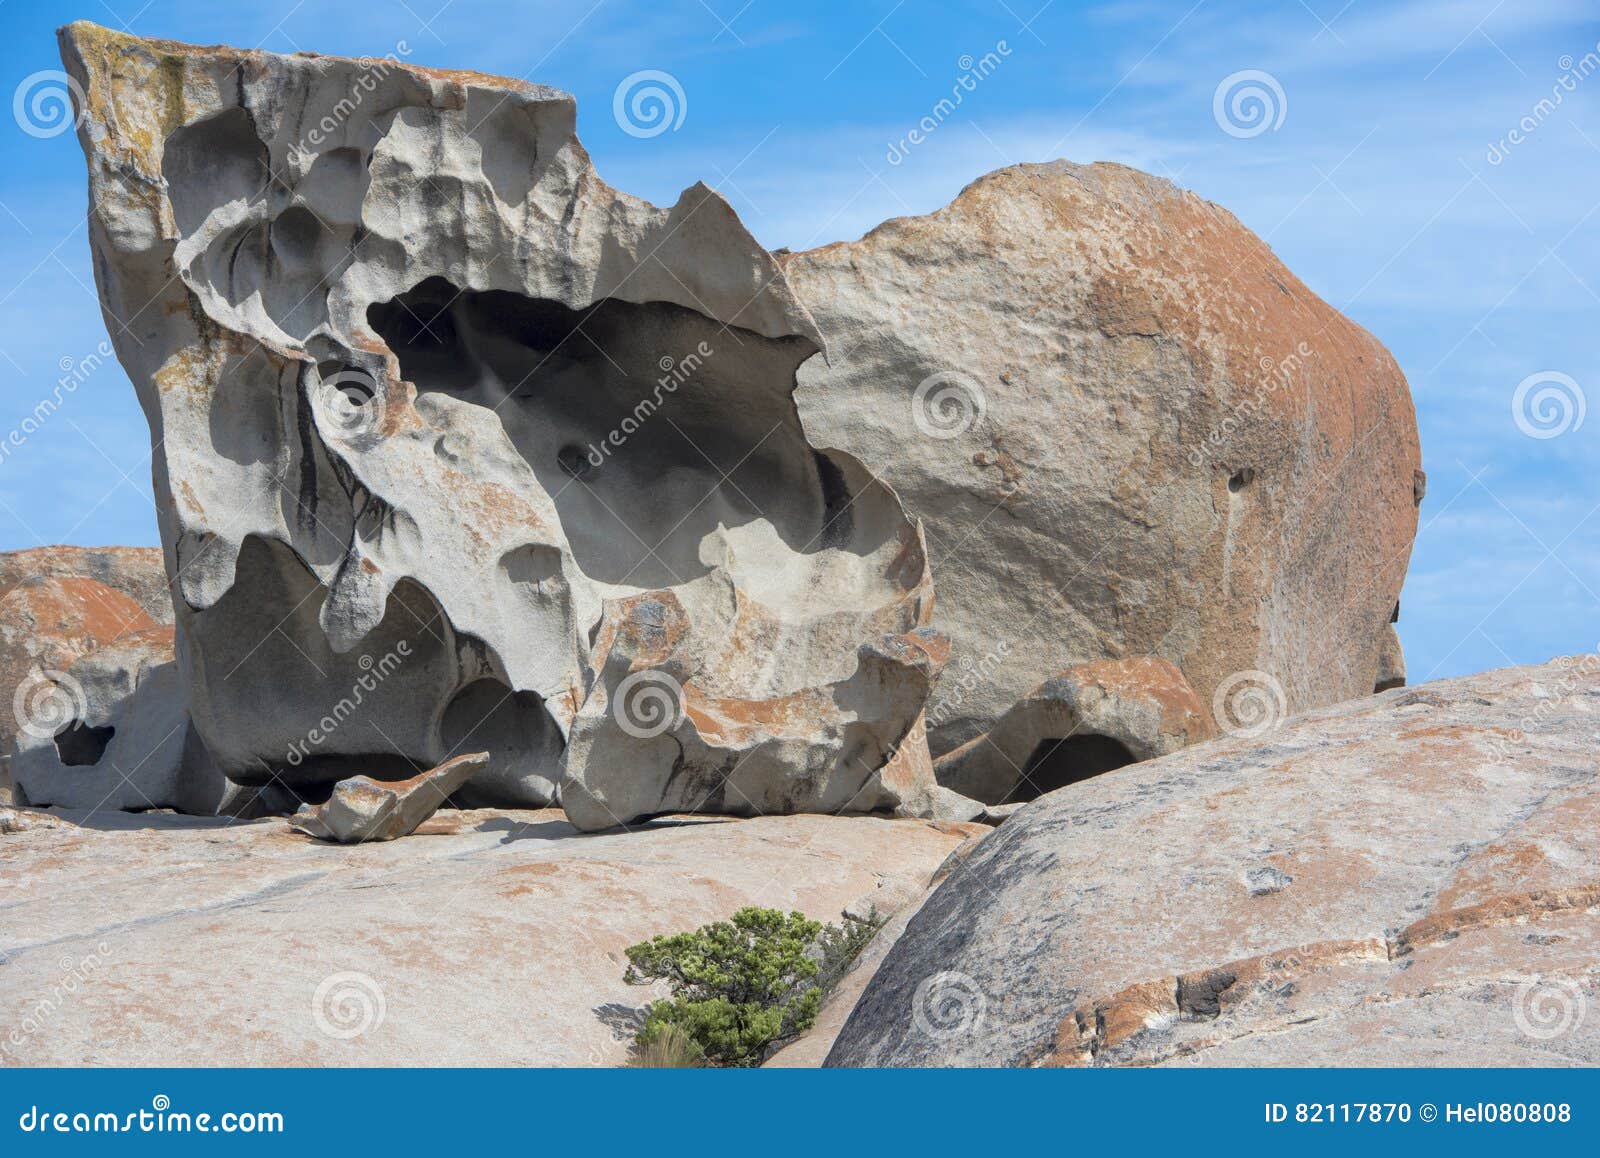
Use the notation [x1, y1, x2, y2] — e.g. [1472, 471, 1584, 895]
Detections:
[814, 906, 884, 993]
[624, 905, 885, 1066]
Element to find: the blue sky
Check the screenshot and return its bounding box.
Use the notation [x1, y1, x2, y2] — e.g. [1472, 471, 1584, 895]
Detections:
[0, 0, 1595, 683]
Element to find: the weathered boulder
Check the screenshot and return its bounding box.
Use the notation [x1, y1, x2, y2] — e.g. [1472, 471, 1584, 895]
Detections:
[8, 625, 238, 813]
[934, 656, 1215, 804]
[0, 550, 170, 805]
[826, 659, 1600, 1066]
[289, 751, 489, 842]
[0, 574, 154, 761]
[0, 545, 172, 624]
[786, 161, 1422, 755]
[61, 24, 937, 826]
[766, 892, 932, 1068]
[0, 809, 980, 1064]
[560, 601, 947, 830]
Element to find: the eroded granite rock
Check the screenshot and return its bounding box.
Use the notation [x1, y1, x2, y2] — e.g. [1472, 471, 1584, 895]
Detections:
[9, 625, 237, 814]
[0, 573, 155, 781]
[827, 659, 1600, 1067]
[61, 23, 937, 827]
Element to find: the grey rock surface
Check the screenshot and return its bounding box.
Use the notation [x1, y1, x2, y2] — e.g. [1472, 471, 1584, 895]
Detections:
[826, 658, 1600, 1067]
[1375, 622, 1407, 692]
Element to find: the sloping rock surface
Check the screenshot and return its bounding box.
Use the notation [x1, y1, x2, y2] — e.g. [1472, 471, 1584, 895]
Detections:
[0, 809, 978, 1064]
[787, 161, 1422, 755]
[826, 659, 1600, 1066]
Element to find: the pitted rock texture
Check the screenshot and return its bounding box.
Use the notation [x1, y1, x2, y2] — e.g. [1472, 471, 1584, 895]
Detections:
[62, 23, 936, 827]
[935, 656, 1215, 805]
[786, 161, 1422, 755]
[289, 751, 488, 842]
[826, 659, 1600, 1067]
[561, 600, 948, 830]
[0, 810, 980, 1064]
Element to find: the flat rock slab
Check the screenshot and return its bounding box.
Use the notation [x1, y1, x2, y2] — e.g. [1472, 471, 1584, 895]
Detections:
[826, 659, 1600, 1067]
[0, 811, 978, 1065]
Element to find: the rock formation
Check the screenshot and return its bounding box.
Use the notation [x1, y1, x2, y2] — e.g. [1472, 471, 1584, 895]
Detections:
[825, 659, 1600, 1066]
[0, 574, 153, 724]
[50, 25, 1426, 828]
[0, 548, 248, 813]
[60, 23, 938, 828]
[786, 161, 1422, 756]
[0, 569, 156, 792]
[8, 624, 233, 813]
[933, 656, 1214, 804]
[289, 751, 488, 842]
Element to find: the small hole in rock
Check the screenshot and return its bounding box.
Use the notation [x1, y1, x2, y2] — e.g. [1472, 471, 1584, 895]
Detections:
[54, 721, 115, 767]
[1228, 468, 1255, 493]
[557, 443, 595, 480]
[1004, 733, 1136, 803]
[371, 293, 459, 354]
